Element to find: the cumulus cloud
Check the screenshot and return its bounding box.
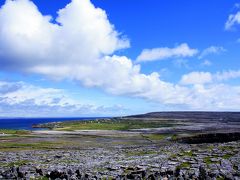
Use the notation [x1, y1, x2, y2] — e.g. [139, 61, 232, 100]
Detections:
[0, 0, 193, 103]
[0, 0, 129, 70]
[177, 71, 240, 110]
[198, 46, 226, 59]
[180, 70, 240, 85]
[136, 43, 198, 63]
[180, 72, 213, 85]
[181, 84, 240, 110]
[225, 11, 240, 30]
[0, 81, 127, 117]
[215, 70, 240, 81]
[0, 0, 239, 111]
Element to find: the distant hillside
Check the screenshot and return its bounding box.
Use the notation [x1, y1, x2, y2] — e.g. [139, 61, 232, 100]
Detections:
[127, 111, 240, 122]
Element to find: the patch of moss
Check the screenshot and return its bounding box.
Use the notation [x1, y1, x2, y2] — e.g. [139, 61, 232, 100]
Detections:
[35, 177, 49, 180]
[208, 145, 214, 151]
[170, 154, 177, 159]
[204, 157, 212, 164]
[219, 146, 234, 151]
[203, 156, 219, 165]
[7, 160, 30, 167]
[171, 134, 178, 141]
[182, 151, 193, 157]
[216, 176, 224, 180]
[177, 162, 190, 169]
[222, 154, 232, 159]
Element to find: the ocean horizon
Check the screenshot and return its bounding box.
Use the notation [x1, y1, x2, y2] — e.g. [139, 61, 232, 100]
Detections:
[0, 117, 109, 130]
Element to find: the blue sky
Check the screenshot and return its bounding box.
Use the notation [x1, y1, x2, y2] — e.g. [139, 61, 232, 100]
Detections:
[0, 0, 240, 117]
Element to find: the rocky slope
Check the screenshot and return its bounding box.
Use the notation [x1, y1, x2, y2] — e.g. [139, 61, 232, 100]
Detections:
[0, 140, 239, 179]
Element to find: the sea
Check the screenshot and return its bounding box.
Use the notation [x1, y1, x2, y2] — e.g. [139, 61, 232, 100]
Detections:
[0, 117, 104, 130]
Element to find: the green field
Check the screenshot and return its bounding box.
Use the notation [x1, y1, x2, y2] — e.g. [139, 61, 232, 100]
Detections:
[0, 129, 30, 135]
[40, 118, 183, 131]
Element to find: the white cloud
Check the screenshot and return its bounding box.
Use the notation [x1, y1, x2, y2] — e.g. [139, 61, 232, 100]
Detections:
[0, 81, 66, 106]
[225, 11, 240, 30]
[214, 70, 240, 81]
[0, 81, 127, 117]
[198, 46, 226, 59]
[0, 0, 129, 70]
[181, 84, 240, 110]
[0, 0, 192, 102]
[180, 72, 213, 85]
[136, 43, 198, 63]
[0, 0, 239, 111]
[180, 70, 240, 85]
[177, 71, 240, 110]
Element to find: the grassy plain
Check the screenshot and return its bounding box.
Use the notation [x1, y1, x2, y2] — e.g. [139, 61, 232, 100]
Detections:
[42, 118, 183, 131]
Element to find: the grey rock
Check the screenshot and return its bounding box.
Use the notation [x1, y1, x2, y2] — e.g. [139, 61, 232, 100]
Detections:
[221, 159, 233, 172]
[220, 169, 234, 180]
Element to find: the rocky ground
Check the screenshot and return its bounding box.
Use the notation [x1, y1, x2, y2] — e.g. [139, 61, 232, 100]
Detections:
[0, 140, 239, 179]
[1, 112, 240, 179]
